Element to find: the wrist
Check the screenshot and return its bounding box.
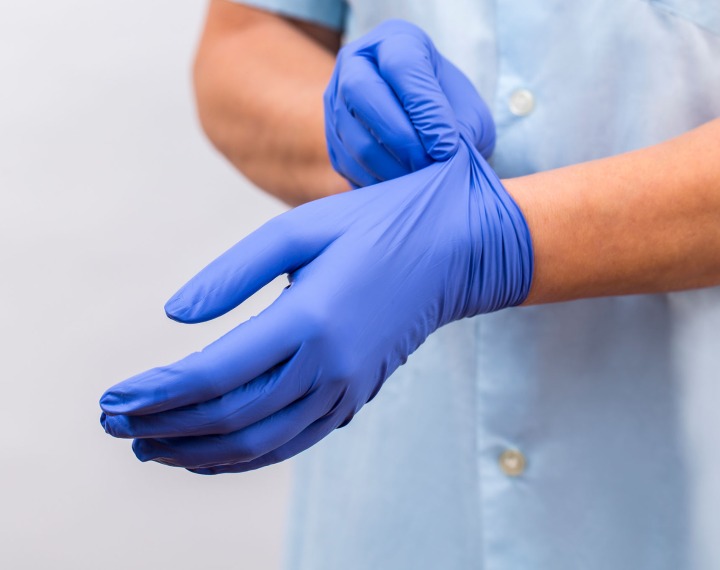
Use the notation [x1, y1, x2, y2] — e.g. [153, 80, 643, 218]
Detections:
[463, 143, 534, 315]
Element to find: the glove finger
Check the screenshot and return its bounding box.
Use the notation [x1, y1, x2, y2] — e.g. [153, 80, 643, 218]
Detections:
[132, 385, 342, 469]
[99, 293, 300, 416]
[335, 105, 409, 182]
[325, 114, 380, 188]
[375, 35, 459, 161]
[164, 204, 337, 324]
[339, 56, 431, 171]
[438, 59, 496, 159]
[187, 413, 340, 475]
[103, 350, 309, 438]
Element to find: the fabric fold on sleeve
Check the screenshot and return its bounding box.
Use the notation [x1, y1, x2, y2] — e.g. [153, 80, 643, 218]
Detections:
[233, 0, 347, 32]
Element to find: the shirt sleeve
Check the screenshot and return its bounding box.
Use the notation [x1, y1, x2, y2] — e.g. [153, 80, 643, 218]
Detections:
[233, 0, 347, 32]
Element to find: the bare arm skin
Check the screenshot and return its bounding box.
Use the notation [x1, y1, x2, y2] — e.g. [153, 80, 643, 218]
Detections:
[507, 117, 720, 304]
[194, 0, 347, 205]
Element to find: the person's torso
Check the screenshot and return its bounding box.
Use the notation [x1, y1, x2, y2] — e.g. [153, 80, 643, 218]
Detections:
[287, 2, 720, 569]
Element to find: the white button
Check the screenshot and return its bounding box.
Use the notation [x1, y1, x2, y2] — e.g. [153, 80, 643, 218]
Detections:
[499, 449, 526, 477]
[508, 89, 535, 117]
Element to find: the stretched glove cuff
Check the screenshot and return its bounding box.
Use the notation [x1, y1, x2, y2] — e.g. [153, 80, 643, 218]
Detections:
[463, 136, 534, 315]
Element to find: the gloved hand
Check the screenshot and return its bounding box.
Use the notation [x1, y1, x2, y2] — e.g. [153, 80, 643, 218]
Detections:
[99, 136, 533, 474]
[324, 19, 496, 188]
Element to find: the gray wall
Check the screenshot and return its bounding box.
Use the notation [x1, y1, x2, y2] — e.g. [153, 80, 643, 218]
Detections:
[0, 1, 291, 568]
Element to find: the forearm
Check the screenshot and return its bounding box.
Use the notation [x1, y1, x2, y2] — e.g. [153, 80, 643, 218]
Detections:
[507, 118, 720, 304]
[194, 1, 347, 205]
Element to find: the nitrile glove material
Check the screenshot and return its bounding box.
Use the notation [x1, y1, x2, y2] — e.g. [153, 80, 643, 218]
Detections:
[324, 19, 496, 187]
[99, 137, 533, 474]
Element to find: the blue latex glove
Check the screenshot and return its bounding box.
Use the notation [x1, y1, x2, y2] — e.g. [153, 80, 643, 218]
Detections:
[324, 19, 496, 188]
[99, 137, 533, 474]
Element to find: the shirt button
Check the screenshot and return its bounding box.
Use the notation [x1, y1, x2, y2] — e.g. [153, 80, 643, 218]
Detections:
[499, 449, 526, 477]
[508, 89, 535, 116]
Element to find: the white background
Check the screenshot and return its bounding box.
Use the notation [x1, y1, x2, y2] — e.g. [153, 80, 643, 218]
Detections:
[0, 1, 291, 568]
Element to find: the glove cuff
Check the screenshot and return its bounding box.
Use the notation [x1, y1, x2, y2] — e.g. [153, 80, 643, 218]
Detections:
[464, 137, 534, 314]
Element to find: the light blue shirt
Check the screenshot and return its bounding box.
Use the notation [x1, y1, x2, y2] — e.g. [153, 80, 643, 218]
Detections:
[238, 1, 720, 568]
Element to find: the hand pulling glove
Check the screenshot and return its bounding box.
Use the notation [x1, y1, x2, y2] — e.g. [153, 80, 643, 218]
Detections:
[324, 19, 496, 187]
[99, 135, 533, 474]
